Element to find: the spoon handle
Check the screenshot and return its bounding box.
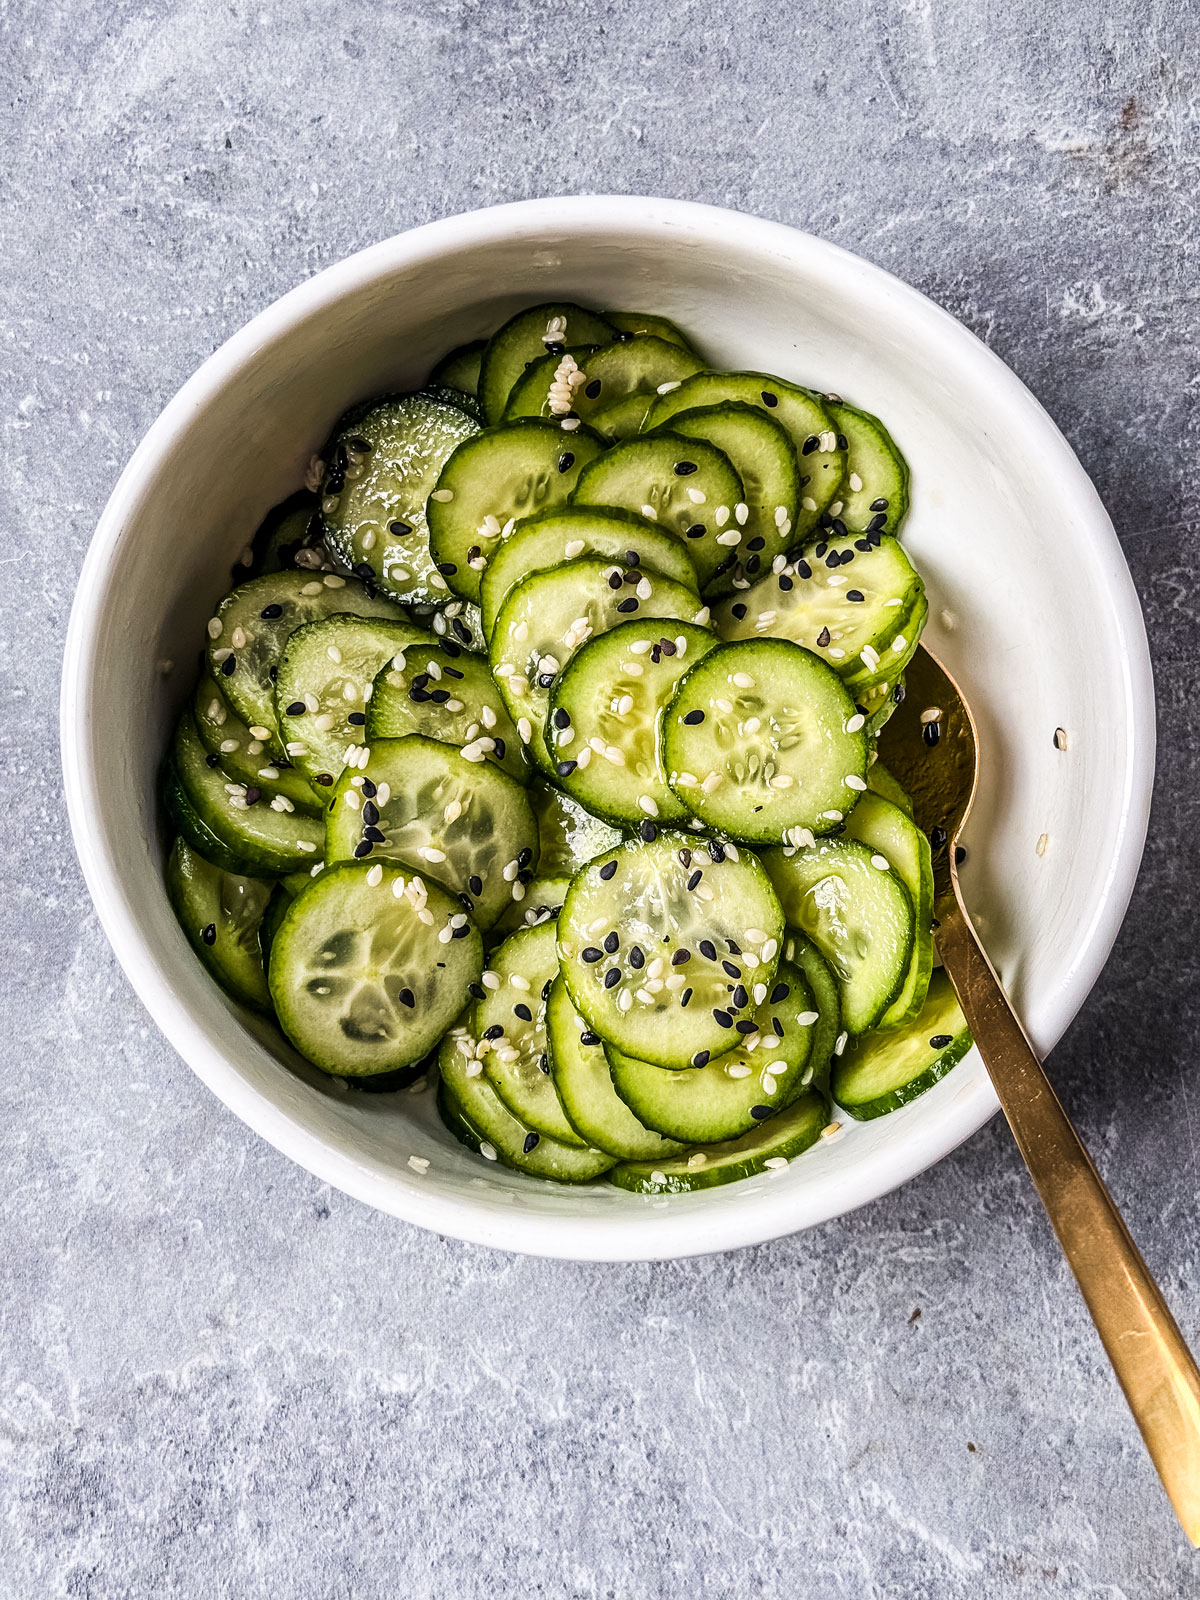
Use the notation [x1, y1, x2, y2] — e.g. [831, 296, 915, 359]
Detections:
[937, 899, 1200, 1546]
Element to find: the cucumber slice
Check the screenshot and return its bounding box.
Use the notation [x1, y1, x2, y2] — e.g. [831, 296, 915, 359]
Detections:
[825, 400, 910, 534]
[713, 534, 925, 697]
[833, 971, 971, 1119]
[500, 345, 599, 423]
[602, 311, 697, 350]
[662, 639, 868, 844]
[588, 392, 659, 442]
[318, 393, 480, 604]
[863, 675, 905, 738]
[470, 921, 582, 1142]
[421, 384, 483, 423]
[510, 336, 704, 427]
[548, 619, 719, 827]
[608, 1091, 827, 1194]
[260, 880, 295, 966]
[479, 505, 700, 642]
[206, 570, 404, 742]
[426, 419, 607, 602]
[366, 637, 527, 784]
[763, 839, 914, 1034]
[844, 792, 933, 1029]
[785, 931, 840, 1103]
[162, 760, 258, 876]
[571, 432, 743, 588]
[165, 837, 272, 1010]
[605, 959, 815, 1142]
[193, 671, 319, 815]
[529, 780, 623, 876]
[479, 304, 616, 424]
[558, 832, 785, 1070]
[438, 1033, 615, 1181]
[269, 860, 482, 1076]
[654, 404, 800, 598]
[866, 760, 914, 817]
[545, 976, 685, 1160]
[491, 558, 706, 775]
[171, 710, 325, 875]
[275, 615, 429, 789]
[324, 735, 537, 931]
[489, 873, 573, 940]
[250, 492, 327, 577]
[645, 372, 844, 540]
[429, 338, 486, 399]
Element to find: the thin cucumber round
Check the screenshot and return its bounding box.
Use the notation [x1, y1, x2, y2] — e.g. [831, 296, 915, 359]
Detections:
[165, 837, 272, 1010]
[833, 971, 971, 1119]
[193, 671, 319, 815]
[608, 1091, 826, 1194]
[163, 760, 258, 876]
[479, 505, 700, 642]
[863, 675, 905, 738]
[844, 792, 933, 1030]
[558, 832, 785, 1070]
[422, 384, 483, 423]
[260, 880, 295, 967]
[428, 339, 486, 399]
[318, 393, 479, 603]
[763, 839, 914, 1035]
[825, 399, 910, 534]
[645, 371, 844, 540]
[654, 403, 800, 597]
[508, 336, 703, 426]
[269, 861, 482, 1076]
[471, 921, 582, 1143]
[605, 960, 815, 1143]
[438, 1033, 615, 1181]
[275, 615, 429, 789]
[662, 639, 868, 844]
[714, 534, 925, 697]
[488, 873, 573, 941]
[785, 931, 841, 1103]
[529, 780, 623, 876]
[323, 734, 537, 931]
[490, 558, 706, 775]
[206, 570, 404, 742]
[172, 710, 325, 875]
[545, 976, 685, 1160]
[588, 391, 658, 442]
[479, 304, 616, 424]
[548, 619, 718, 827]
[366, 637, 527, 783]
[602, 311, 698, 350]
[570, 432, 744, 588]
[426, 419, 607, 602]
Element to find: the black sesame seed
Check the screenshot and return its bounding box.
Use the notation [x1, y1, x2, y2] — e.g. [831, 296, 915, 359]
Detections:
[867, 512, 888, 533]
[923, 722, 942, 747]
[750, 1105, 771, 1121]
[221, 654, 236, 676]
[699, 940, 717, 960]
[482, 1024, 504, 1040]
[687, 870, 702, 891]
[846, 589, 865, 603]
[930, 1034, 953, 1049]
[708, 843, 725, 863]
[832, 518, 848, 538]
[761, 390, 779, 408]
[671, 949, 691, 966]
[599, 860, 617, 880]
[516, 868, 533, 885]
[523, 1131, 540, 1154]
[630, 946, 645, 969]
[205, 753, 220, 768]
[604, 931, 619, 953]
[545, 339, 566, 355]
[493, 737, 507, 759]
[650, 644, 661, 663]
[537, 674, 555, 689]
[443, 664, 464, 679]
[286, 700, 306, 716]
[639, 820, 658, 842]
[260, 603, 284, 619]
[604, 968, 621, 990]
[361, 779, 376, 799]
[624, 550, 641, 568]
[580, 1031, 600, 1047]
[608, 572, 624, 590]
[746, 554, 761, 575]
[412, 673, 431, 690]
[735, 1019, 756, 1035]
[243, 786, 261, 806]
[712, 1009, 733, 1028]
[398, 988, 416, 1009]
[721, 959, 741, 979]
[585, 378, 602, 399]
[201, 923, 216, 946]
[467, 546, 481, 563]
[468, 982, 485, 1000]
[815, 627, 831, 648]
[353, 841, 373, 858]
[552, 708, 570, 729]
[436, 562, 457, 576]
[893, 683, 906, 703]
[673, 460, 697, 476]
[348, 711, 367, 725]
[778, 576, 794, 591]
[557, 452, 575, 472]
[769, 982, 790, 1004]
[825, 550, 841, 568]
[354, 562, 376, 581]
[692, 1050, 710, 1068]
[557, 759, 578, 777]
[682, 709, 705, 726]
[685, 524, 706, 539]
[680, 987, 693, 1007]
[955, 845, 967, 865]
[772, 1017, 784, 1038]
[836, 432, 848, 451]
[409, 687, 430, 704]
[732, 984, 748, 1009]
[364, 826, 386, 843]
[796, 559, 813, 578]
[269, 666, 277, 681]
[389, 520, 412, 536]
[517, 847, 533, 869]
[582, 947, 603, 963]
[802, 435, 819, 455]
[930, 826, 948, 850]
[361, 800, 379, 825]
[659, 637, 677, 656]
[616, 597, 639, 613]
[514, 1003, 533, 1022]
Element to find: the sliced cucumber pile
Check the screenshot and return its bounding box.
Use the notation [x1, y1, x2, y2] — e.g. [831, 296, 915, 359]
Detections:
[165, 298, 967, 1189]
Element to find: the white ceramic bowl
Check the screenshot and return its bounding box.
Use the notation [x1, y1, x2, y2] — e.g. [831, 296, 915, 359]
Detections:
[61, 196, 1154, 1261]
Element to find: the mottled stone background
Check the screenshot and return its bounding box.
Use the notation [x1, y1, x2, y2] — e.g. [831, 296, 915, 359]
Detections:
[2, 1, 1198, 1594]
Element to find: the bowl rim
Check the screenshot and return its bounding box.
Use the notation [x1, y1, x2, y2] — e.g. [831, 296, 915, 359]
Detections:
[60, 195, 1155, 1260]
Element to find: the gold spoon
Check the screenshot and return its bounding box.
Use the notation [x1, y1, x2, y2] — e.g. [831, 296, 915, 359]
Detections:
[878, 645, 1200, 1546]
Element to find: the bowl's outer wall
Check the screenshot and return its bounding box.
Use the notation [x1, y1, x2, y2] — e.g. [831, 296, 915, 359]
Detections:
[61, 197, 1154, 1260]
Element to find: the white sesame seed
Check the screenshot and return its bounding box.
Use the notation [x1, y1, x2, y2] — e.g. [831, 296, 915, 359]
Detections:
[675, 771, 698, 787]
[693, 607, 710, 625]
[640, 503, 658, 520]
[366, 863, 383, 886]
[481, 971, 500, 990]
[1037, 832, 1049, 856]
[769, 774, 793, 789]
[517, 717, 532, 744]
[617, 694, 634, 716]
[603, 744, 626, 766]
[715, 529, 742, 547]
[420, 846, 447, 863]
[323, 575, 346, 589]
[714, 505, 730, 527]
[834, 1032, 848, 1055]
[636, 577, 653, 600]
[431, 488, 454, 502]
[576, 747, 592, 769]
[1054, 727, 1068, 750]
[760, 938, 778, 961]
[479, 1142, 498, 1161]
[830, 501, 843, 518]
[715, 697, 733, 713]
[845, 774, 867, 791]
[871, 854, 891, 871]
[638, 795, 659, 816]
[845, 714, 866, 733]
[701, 772, 723, 793]
[656, 380, 681, 394]
[892, 635, 907, 653]
[298, 840, 317, 853]
[820, 1121, 842, 1140]
[623, 662, 644, 677]
[802, 496, 817, 512]
[731, 673, 755, 689]
[734, 502, 749, 525]
[617, 989, 633, 1011]
[564, 539, 585, 558]
[285, 741, 307, 757]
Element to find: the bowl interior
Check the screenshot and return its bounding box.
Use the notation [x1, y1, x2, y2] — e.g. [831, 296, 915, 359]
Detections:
[62, 198, 1152, 1259]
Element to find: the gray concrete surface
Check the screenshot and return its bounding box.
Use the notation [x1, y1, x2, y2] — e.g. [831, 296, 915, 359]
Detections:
[3, 1, 1199, 1593]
